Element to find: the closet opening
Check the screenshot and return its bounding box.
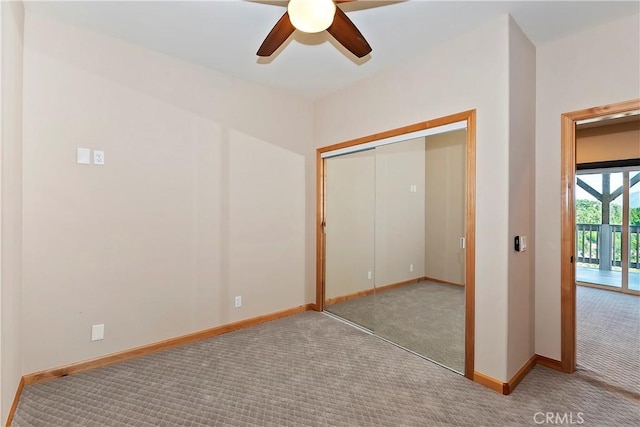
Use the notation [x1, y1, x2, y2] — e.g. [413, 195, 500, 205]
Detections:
[316, 110, 476, 379]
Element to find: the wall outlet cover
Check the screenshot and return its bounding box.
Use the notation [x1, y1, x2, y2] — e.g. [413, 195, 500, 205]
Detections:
[93, 150, 105, 165]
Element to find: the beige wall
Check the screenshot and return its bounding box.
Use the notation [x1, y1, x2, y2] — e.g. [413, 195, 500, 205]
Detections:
[324, 150, 375, 299]
[535, 14, 640, 359]
[21, 13, 314, 373]
[375, 138, 426, 286]
[424, 130, 466, 285]
[0, 0, 24, 423]
[506, 16, 536, 379]
[576, 120, 640, 164]
[316, 16, 511, 381]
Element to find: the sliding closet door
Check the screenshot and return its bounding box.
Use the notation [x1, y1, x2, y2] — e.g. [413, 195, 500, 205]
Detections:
[372, 138, 427, 350]
[421, 129, 467, 373]
[324, 150, 377, 331]
[321, 121, 470, 376]
[373, 130, 467, 374]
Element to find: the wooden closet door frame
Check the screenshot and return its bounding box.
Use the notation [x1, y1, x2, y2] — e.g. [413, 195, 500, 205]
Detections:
[315, 109, 477, 380]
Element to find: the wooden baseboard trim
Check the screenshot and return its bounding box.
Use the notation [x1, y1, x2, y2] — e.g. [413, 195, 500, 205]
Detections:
[505, 355, 537, 394]
[536, 354, 563, 372]
[23, 303, 314, 386]
[422, 276, 464, 287]
[473, 371, 506, 394]
[324, 277, 423, 306]
[325, 288, 375, 307]
[5, 377, 25, 427]
[474, 355, 537, 395]
[475, 354, 553, 396]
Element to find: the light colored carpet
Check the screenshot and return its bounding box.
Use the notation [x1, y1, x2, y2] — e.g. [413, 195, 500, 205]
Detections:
[577, 285, 640, 395]
[13, 310, 640, 426]
[327, 281, 464, 373]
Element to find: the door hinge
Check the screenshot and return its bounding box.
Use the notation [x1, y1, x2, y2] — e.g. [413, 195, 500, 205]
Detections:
[570, 256, 574, 263]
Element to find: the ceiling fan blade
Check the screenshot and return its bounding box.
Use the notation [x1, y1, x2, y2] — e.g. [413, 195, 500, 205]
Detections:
[327, 7, 372, 58]
[257, 11, 296, 56]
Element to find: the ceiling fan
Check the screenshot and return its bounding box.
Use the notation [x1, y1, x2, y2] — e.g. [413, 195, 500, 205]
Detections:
[257, 0, 372, 58]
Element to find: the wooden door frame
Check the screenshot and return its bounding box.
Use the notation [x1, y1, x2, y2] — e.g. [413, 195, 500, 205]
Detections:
[315, 109, 476, 380]
[560, 99, 640, 373]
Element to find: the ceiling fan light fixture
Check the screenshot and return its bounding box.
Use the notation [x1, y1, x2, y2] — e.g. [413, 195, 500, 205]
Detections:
[288, 0, 336, 33]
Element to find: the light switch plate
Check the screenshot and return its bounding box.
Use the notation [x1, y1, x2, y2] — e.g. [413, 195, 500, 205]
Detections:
[77, 148, 91, 164]
[91, 324, 104, 341]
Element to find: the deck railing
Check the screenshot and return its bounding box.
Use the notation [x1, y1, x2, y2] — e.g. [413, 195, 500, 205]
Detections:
[576, 224, 600, 265]
[576, 224, 640, 269]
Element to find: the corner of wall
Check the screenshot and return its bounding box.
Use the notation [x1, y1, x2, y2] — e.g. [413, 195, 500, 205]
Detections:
[21, 9, 314, 375]
[1, 1, 25, 424]
[506, 15, 536, 379]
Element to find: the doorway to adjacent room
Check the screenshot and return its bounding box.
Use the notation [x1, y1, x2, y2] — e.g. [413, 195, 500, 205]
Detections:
[560, 100, 640, 391]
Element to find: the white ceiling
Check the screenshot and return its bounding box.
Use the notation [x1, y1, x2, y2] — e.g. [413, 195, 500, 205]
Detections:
[24, 0, 640, 100]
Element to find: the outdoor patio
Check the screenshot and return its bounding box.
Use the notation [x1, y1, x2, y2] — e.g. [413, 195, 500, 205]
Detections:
[576, 265, 640, 292]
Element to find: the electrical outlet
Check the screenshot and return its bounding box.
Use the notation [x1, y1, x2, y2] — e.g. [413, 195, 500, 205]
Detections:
[409, 264, 414, 272]
[367, 271, 372, 280]
[234, 296, 242, 308]
[91, 324, 104, 341]
[93, 150, 105, 165]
